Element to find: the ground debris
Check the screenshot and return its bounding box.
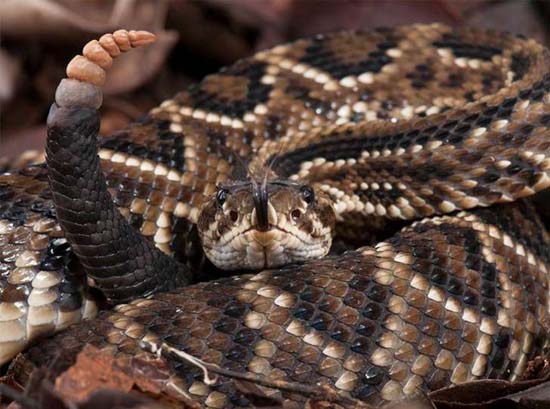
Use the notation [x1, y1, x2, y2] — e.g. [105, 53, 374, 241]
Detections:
[428, 351, 550, 409]
[1, 344, 200, 409]
[2, 344, 550, 409]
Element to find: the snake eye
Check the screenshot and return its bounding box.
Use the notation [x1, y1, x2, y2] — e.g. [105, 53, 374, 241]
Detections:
[216, 188, 228, 206]
[229, 210, 239, 222]
[300, 186, 314, 204]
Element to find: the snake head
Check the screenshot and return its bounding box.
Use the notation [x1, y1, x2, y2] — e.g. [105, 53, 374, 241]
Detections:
[197, 180, 335, 270]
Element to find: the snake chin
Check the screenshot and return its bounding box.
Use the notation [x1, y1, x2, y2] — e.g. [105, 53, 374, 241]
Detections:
[209, 223, 333, 270]
[197, 179, 336, 270]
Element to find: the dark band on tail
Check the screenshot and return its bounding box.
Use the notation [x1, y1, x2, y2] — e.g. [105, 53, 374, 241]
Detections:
[46, 105, 191, 303]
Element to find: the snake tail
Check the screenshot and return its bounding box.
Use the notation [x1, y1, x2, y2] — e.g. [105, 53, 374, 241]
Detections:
[45, 31, 191, 304]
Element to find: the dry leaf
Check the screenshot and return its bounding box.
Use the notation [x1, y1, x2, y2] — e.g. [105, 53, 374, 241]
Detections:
[54, 345, 135, 402]
[78, 389, 166, 409]
[429, 355, 550, 409]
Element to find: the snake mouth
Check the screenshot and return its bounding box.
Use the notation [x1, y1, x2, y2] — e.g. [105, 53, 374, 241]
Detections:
[218, 224, 316, 248]
[203, 223, 332, 270]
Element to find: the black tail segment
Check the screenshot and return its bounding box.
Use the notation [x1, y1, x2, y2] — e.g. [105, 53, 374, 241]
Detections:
[46, 104, 192, 303]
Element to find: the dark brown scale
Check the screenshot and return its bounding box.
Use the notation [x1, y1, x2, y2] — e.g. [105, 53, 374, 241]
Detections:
[286, 83, 332, 115]
[432, 34, 502, 60]
[407, 64, 435, 89]
[299, 31, 397, 79]
[189, 61, 272, 118]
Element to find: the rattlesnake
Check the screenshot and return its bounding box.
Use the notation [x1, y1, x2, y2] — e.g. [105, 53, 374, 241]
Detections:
[0, 24, 549, 407]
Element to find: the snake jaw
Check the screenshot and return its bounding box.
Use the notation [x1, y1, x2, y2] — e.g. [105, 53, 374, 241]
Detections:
[204, 222, 333, 270]
[251, 229, 280, 247]
[197, 181, 335, 270]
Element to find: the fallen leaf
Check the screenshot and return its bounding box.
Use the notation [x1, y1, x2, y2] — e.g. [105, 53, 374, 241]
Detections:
[77, 389, 166, 409]
[383, 396, 436, 409]
[54, 345, 135, 402]
[126, 356, 173, 396]
[429, 354, 550, 409]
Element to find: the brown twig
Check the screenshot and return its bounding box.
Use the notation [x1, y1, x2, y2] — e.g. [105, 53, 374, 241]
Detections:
[140, 340, 371, 408]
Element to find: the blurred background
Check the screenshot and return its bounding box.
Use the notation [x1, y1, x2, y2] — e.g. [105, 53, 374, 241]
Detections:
[1, 0, 549, 159]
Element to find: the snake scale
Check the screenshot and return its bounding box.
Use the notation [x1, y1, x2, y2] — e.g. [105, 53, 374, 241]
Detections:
[0, 24, 549, 407]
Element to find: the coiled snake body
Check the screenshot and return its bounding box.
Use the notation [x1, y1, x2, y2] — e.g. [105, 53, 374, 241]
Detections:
[0, 24, 549, 406]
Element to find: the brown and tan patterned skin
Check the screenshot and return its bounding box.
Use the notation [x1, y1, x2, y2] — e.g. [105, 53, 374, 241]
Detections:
[23, 202, 550, 407]
[0, 23, 549, 406]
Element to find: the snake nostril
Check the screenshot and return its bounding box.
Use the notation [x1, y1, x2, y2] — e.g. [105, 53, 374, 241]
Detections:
[291, 209, 301, 222]
[229, 210, 239, 222]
